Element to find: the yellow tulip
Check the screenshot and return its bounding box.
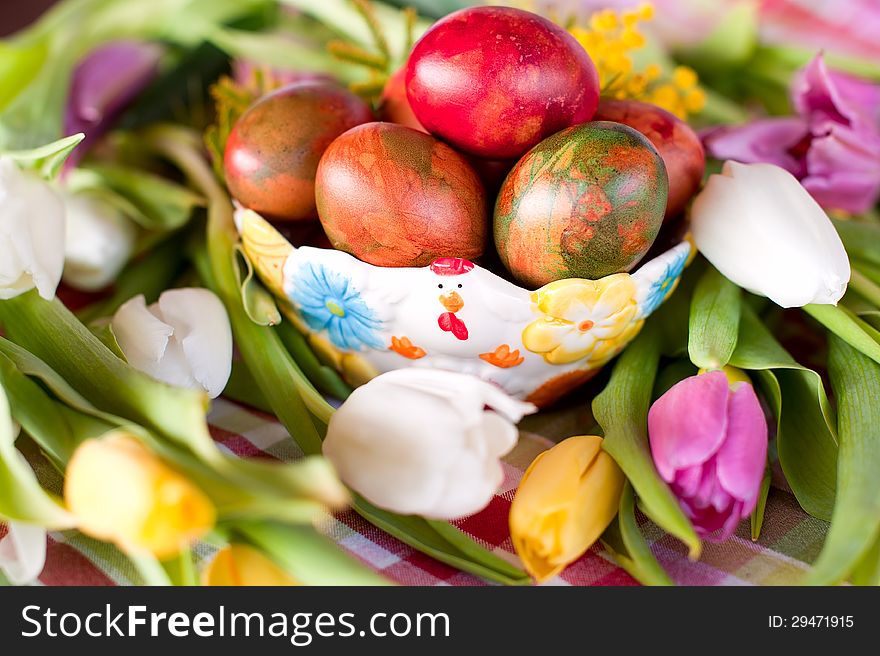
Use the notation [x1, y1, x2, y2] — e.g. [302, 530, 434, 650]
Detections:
[64, 432, 215, 558]
[202, 544, 298, 586]
[509, 435, 625, 582]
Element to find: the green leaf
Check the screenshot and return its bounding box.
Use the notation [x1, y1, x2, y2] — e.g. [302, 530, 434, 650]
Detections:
[0, 351, 78, 469]
[593, 325, 702, 558]
[223, 361, 274, 413]
[69, 163, 205, 231]
[162, 546, 198, 586]
[89, 321, 128, 361]
[1, 133, 84, 179]
[233, 245, 281, 327]
[602, 483, 673, 586]
[237, 521, 391, 585]
[807, 337, 880, 585]
[0, 38, 49, 113]
[688, 265, 741, 369]
[354, 498, 529, 585]
[0, 382, 73, 528]
[208, 28, 354, 80]
[0, 291, 222, 465]
[850, 534, 880, 586]
[750, 466, 772, 541]
[803, 304, 880, 367]
[276, 321, 353, 400]
[729, 306, 838, 519]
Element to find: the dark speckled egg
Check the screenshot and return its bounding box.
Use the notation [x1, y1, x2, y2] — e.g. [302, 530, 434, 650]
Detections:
[494, 121, 668, 287]
[224, 81, 374, 222]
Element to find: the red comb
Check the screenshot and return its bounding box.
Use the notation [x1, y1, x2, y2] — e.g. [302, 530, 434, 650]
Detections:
[430, 258, 475, 276]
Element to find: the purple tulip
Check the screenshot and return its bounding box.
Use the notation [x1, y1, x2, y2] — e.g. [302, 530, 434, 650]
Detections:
[648, 370, 768, 542]
[64, 41, 163, 169]
[703, 53, 880, 213]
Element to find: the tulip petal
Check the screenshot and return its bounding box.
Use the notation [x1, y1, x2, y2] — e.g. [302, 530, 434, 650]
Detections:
[692, 161, 850, 308]
[156, 289, 233, 398]
[702, 118, 809, 176]
[793, 53, 880, 135]
[648, 370, 730, 481]
[715, 383, 768, 512]
[64, 41, 162, 168]
[0, 521, 47, 585]
[112, 294, 173, 369]
[801, 124, 880, 213]
[0, 158, 65, 300]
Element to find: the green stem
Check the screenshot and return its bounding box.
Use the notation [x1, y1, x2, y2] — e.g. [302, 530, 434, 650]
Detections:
[849, 268, 880, 309]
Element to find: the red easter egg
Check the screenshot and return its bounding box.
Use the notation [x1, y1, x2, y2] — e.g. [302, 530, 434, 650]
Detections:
[406, 6, 600, 160]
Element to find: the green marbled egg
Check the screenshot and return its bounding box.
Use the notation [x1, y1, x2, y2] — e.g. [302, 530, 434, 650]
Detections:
[493, 121, 668, 287]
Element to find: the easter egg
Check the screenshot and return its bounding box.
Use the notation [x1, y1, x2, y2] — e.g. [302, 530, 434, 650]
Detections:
[224, 81, 373, 221]
[315, 122, 487, 267]
[494, 121, 668, 287]
[379, 68, 425, 132]
[594, 99, 705, 220]
[406, 6, 600, 160]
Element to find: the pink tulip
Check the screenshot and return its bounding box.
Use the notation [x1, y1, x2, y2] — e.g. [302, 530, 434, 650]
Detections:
[64, 41, 162, 169]
[648, 370, 768, 542]
[704, 54, 880, 213]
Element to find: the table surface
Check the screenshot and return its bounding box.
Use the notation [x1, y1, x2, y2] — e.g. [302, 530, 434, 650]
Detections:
[6, 395, 828, 586]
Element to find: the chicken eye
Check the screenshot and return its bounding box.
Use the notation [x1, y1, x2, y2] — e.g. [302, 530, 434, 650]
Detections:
[457, 283, 463, 288]
[438, 284, 443, 289]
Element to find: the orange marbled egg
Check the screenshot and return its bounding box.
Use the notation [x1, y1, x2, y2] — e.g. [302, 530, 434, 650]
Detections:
[315, 122, 487, 267]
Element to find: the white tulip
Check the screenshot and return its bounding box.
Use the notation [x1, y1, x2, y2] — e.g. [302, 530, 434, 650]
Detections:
[691, 161, 850, 308]
[323, 368, 536, 519]
[0, 521, 47, 585]
[112, 288, 233, 398]
[0, 157, 65, 300]
[62, 192, 137, 291]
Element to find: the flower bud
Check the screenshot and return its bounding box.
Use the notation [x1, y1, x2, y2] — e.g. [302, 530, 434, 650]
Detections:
[691, 161, 850, 308]
[112, 288, 233, 398]
[202, 544, 298, 586]
[648, 370, 768, 541]
[0, 157, 65, 300]
[509, 435, 625, 582]
[61, 192, 137, 291]
[0, 522, 46, 585]
[64, 433, 216, 557]
[323, 368, 536, 520]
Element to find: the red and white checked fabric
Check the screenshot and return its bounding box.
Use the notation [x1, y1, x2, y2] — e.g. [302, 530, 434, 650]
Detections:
[6, 398, 829, 586]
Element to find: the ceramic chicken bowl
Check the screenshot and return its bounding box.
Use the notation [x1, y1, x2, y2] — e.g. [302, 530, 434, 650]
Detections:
[237, 208, 691, 407]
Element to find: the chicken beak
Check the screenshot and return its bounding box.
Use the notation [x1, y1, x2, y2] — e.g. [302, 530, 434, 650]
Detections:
[439, 290, 464, 313]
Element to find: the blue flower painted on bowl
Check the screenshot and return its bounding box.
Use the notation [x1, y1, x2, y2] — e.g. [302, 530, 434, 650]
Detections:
[642, 248, 688, 316]
[290, 261, 384, 351]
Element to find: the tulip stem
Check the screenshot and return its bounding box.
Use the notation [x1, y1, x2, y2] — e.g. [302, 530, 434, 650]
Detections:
[849, 268, 880, 310]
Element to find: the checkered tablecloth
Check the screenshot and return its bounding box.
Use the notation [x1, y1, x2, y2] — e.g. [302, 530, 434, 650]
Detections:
[5, 396, 828, 586]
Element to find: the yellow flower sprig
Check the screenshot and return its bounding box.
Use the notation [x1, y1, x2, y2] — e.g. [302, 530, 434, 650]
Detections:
[569, 3, 706, 119]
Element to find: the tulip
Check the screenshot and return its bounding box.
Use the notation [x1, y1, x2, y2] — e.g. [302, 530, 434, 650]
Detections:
[509, 435, 625, 582]
[648, 370, 768, 541]
[323, 368, 536, 519]
[0, 521, 47, 585]
[691, 160, 850, 308]
[64, 41, 162, 169]
[112, 288, 233, 398]
[64, 432, 216, 558]
[0, 157, 65, 300]
[703, 54, 880, 213]
[202, 544, 298, 586]
[61, 192, 137, 291]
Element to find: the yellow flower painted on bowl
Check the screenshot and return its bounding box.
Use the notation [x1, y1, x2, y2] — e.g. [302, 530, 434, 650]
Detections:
[522, 274, 641, 366]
